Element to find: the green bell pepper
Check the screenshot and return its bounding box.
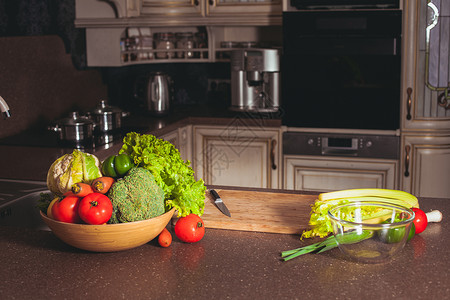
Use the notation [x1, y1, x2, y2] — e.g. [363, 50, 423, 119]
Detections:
[101, 153, 134, 177]
[379, 219, 415, 244]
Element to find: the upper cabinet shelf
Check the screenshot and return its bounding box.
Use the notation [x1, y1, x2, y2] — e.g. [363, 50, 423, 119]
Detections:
[75, 0, 282, 27]
[75, 0, 282, 66]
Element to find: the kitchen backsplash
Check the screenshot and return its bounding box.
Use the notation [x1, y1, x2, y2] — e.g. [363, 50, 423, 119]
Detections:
[0, 35, 107, 140]
[0, 0, 232, 140]
[103, 62, 230, 115]
[0, 0, 107, 139]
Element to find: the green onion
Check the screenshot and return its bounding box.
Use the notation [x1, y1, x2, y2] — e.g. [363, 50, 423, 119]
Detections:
[281, 230, 374, 261]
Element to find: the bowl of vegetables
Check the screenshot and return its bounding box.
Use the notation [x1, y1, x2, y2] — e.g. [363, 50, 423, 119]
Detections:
[40, 208, 175, 252]
[327, 201, 415, 263]
[41, 132, 207, 252]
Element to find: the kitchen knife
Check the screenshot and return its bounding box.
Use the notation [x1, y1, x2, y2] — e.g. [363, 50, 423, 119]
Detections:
[209, 189, 231, 217]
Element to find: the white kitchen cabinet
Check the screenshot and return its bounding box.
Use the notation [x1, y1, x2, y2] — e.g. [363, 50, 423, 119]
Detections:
[76, 0, 281, 24]
[192, 124, 281, 188]
[401, 0, 450, 130]
[401, 133, 450, 198]
[140, 0, 201, 17]
[284, 155, 398, 192]
[140, 0, 281, 19]
[208, 0, 281, 17]
[400, 0, 450, 197]
[75, 0, 282, 66]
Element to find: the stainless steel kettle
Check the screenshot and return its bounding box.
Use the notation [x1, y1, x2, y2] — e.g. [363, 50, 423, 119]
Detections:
[135, 72, 172, 116]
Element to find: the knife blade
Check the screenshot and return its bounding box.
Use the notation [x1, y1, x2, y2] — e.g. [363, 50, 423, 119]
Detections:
[209, 189, 231, 217]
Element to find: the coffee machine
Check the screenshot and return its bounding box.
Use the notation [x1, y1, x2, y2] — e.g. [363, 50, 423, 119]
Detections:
[230, 48, 280, 112]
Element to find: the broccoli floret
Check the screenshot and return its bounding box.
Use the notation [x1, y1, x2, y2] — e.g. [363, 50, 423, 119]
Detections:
[108, 167, 165, 223]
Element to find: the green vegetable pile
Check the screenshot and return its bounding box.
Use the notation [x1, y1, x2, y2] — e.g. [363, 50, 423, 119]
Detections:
[120, 132, 206, 217]
[108, 167, 165, 223]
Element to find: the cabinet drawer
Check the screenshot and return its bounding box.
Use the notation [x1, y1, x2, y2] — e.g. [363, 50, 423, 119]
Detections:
[284, 155, 398, 192]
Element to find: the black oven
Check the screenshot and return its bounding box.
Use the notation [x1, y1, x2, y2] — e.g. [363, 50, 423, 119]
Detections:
[281, 9, 402, 130]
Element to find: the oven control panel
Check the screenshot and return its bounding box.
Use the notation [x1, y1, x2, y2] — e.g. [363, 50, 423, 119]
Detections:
[283, 132, 400, 159]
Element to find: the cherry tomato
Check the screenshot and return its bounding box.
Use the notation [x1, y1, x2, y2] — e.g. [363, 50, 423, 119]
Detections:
[158, 228, 172, 248]
[412, 208, 428, 234]
[52, 195, 82, 223]
[174, 214, 205, 243]
[78, 192, 113, 225]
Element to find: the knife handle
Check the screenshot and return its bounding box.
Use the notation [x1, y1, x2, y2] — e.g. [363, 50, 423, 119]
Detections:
[210, 189, 220, 199]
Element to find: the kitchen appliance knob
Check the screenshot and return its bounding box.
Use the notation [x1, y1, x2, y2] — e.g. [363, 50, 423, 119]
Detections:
[307, 138, 314, 145]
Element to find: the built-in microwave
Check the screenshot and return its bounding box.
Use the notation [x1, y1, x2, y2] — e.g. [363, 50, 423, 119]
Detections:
[281, 10, 402, 130]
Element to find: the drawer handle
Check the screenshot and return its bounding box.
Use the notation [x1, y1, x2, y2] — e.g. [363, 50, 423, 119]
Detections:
[209, 0, 214, 5]
[194, 0, 199, 6]
[271, 139, 277, 170]
[404, 145, 411, 177]
[406, 87, 412, 120]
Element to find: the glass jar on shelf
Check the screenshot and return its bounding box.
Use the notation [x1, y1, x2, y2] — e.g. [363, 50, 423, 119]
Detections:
[175, 32, 195, 59]
[139, 36, 154, 60]
[195, 32, 208, 59]
[218, 41, 239, 59]
[120, 37, 128, 62]
[239, 41, 258, 48]
[154, 32, 175, 59]
[125, 37, 138, 61]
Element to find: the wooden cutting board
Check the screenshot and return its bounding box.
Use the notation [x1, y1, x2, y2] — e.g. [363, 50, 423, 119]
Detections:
[197, 189, 318, 235]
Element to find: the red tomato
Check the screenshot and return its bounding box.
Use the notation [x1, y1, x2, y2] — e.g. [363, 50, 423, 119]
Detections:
[158, 228, 172, 248]
[78, 192, 113, 225]
[52, 195, 82, 223]
[412, 208, 428, 234]
[174, 214, 205, 243]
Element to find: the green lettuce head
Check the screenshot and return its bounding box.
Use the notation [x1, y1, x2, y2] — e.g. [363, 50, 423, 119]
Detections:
[46, 149, 102, 195]
[120, 132, 206, 217]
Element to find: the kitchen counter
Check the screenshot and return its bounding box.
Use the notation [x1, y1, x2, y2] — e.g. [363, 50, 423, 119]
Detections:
[1, 196, 449, 299]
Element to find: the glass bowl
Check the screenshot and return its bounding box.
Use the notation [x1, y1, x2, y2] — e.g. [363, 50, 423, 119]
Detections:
[328, 201, 415, 263]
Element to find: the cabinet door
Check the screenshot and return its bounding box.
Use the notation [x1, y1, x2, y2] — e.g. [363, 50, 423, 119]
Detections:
[141, 0, 203, 16]
[401, 134, 450, 198]
[207, 0, 282, 17]
[193, 124, 280, 188]
[402, 0, 450, 130]
[284, 155, 398, 192]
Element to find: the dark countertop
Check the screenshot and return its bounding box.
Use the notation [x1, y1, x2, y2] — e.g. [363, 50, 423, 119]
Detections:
[0, 196, 449, 299]
[0, 107, 281, 181]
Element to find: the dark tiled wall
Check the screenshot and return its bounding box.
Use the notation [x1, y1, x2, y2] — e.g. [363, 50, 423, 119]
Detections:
[0, 0, 107, 139]
[102, 63, 230, 114]
[0, 0, 231, 139]
[0, 35, 107, 139]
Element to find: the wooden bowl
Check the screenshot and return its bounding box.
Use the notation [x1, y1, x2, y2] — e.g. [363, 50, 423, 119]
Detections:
[40, 208, 175, 252]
